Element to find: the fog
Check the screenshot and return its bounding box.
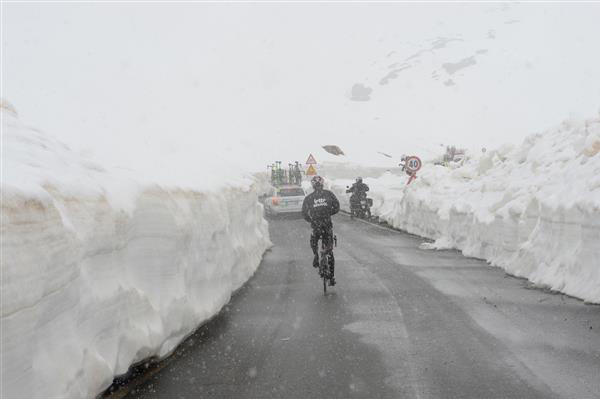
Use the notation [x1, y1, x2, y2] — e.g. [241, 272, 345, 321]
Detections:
[3, 2, 600, 175]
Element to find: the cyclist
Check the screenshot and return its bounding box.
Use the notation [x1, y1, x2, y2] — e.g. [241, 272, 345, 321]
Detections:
[302, 175, 340, 285]
[346, 177, 370, 210]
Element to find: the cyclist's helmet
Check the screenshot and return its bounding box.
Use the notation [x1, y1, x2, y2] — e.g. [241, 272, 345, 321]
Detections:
[356, 177, 363, 184]
[311, 175, 324, 190]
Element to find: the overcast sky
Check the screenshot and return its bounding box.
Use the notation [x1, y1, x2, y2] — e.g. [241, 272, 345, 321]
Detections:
[3, 2, 600, 173]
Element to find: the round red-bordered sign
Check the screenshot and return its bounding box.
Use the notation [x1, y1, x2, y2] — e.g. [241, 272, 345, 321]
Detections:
[405, 156, 422, 173]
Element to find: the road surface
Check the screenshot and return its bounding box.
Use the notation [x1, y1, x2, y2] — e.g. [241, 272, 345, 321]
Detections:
[110, 214, 600, 399]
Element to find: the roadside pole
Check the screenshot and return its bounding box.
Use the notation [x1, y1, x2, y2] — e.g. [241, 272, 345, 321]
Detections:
[402, 156, 422, 185]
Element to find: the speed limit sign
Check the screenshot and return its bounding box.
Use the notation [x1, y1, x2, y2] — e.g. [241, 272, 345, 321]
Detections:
[405, 156, 422, 173]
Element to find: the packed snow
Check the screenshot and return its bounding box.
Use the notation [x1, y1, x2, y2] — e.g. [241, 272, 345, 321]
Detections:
[328, 113, 600, 303]
[1, 102, 271, 399]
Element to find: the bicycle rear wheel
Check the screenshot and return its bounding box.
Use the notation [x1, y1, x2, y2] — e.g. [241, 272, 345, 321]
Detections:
[321, 253, 329, 294]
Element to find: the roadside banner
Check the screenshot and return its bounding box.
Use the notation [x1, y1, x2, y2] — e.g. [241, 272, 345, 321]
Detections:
[306, 164, 317, 176]
[306, 154, 317, 165]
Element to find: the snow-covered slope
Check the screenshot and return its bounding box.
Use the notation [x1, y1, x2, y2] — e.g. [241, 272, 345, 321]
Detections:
[1, 102, 271, 399]
[329, 114, 600, 303]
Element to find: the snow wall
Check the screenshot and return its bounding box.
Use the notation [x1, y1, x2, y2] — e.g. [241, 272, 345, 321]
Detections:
[328, 115, 600, 303]
[1, 102, 271, 399]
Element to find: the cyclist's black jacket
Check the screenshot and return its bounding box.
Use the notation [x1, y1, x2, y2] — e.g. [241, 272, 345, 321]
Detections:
[302, 189, 340, 227]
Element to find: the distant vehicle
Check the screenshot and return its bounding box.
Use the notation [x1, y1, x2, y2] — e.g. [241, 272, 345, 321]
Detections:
[347, 190, 372, 220]
[263, 185, 306, 216]
[346, 179, 372, 220]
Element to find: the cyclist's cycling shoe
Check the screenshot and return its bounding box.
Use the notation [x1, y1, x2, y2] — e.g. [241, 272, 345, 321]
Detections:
[329, 277, 336, 286]
[313, 254, 319, 268]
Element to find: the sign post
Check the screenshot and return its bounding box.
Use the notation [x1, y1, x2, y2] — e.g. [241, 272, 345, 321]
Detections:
[305, 154, 318, 176]
[403, 156, 422, 185]
[306, 154, 317, 165]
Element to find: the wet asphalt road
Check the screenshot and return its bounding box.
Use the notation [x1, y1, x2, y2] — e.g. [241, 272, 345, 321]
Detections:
[117, 214, 600, 399]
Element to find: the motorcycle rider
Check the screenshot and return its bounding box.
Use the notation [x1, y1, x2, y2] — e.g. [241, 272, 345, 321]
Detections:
[346, 177, 370, 211]
[302, 175, 340, 285]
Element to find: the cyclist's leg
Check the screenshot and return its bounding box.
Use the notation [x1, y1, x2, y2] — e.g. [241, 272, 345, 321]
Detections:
[310, 228, 319, 267]
[322, 225, 335, 283]
[320, 225, 330, 248]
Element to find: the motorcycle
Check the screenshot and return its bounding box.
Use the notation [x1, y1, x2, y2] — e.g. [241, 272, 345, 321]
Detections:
[346, 188, 372, 220]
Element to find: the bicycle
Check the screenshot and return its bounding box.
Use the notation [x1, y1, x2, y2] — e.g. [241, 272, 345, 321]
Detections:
[317, 229, 337, 294]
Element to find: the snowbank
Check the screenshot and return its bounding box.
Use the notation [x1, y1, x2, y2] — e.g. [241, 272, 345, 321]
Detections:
[329, 115, 600, 303]
[1, 102, 271, 399]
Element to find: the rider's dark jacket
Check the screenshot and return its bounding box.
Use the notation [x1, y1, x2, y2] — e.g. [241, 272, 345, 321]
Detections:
[302, 189, 340, 227]
[346, 182, 369, 197]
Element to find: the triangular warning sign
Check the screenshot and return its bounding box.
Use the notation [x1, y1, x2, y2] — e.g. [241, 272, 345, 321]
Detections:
[305, 154, 317, 165]
[306, 164, 317, 176]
